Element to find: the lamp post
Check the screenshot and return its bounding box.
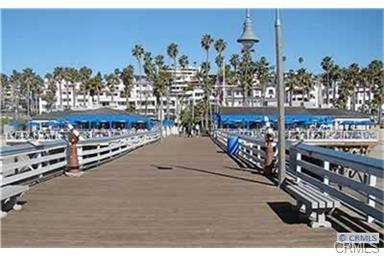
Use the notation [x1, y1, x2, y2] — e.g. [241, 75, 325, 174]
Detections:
[237, 9, 259, 50]
[275, 9, 286, 187]
[237, 9, 259, 107]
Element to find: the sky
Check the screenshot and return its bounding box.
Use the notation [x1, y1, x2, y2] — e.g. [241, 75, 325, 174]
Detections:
[1, 9, 382, 76]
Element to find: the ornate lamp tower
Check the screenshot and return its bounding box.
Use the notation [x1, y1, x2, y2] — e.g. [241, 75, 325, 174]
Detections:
[237, 9, 259, 107]
[237, 9, 259, 50]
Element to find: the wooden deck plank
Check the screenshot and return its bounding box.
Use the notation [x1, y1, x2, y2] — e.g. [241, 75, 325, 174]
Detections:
[1, 136, 336, 247]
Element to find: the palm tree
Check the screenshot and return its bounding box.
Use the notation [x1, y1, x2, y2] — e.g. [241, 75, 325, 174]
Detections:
[321, 56, 334, 105]
[0, 74, 8, 110]
[366, 60, 383, 122]
[34, 75, 44, 115]
[214, 39, 226, 55]
[78, 66, 92, 107]
[230, 54, 240, 73]
[201, 34, 214, 129]
[285, 69, 297, 107]
[238, 48, 254, 107]
[132, 44, 145, 113]
[104, 72, 120, 107]
[229, 54, 240, 106]
[330, 64, 342, 105]
[201, 34, 214, 65]
[255, 56, 270, 106]
[89, 72, 104, 105]
[9, 70, 21, 121]
[347, 63, 360, 111]
[67, 68, 79, 109]
[42, 73, 57, 112]
[358, 67, 369, 112]
[21, 68, 36, 117]
[120, 65, 135, 112]
[0, 74, 8, 135]
[62, 67, 72, 109]
[143, 52, 156, 116]
[155, 55, 165, 68]
[53, 67, 64, 110]
[167, 42, 179, 120]
[296, 68, 313, 106]
[214, 38, 226, 85]
[178, 55, 189, 69]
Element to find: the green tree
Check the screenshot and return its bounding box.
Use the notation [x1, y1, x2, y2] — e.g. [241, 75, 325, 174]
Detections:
[321, 56, 334, 105]
[9, 70, 21, 121]
[0, 74, 8, 135]
[295, 68, 313, 106]
[166, 42, 179, 120]
[255, 56, 270, 105]
[201, 34, 214, 129]
[53, 67, 65, 110]
[78, 66, 93, 107]
[104, 72, 120, 107]
[285, 69, 297, 107]
[178, 55, 189, 69]
[366, 60, 383, 122]
[238, 48, 255, 106]
[42, 73, 57, 112]
[132, 44, 145, 112]
[330, 64, 342, 105]
[152, 58, 171, 128]
[119, 65, 136, 112]
[89, 72, 104, 105]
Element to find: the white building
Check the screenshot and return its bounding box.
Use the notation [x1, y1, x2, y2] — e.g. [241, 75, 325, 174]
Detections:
[38, 67, 204, 121]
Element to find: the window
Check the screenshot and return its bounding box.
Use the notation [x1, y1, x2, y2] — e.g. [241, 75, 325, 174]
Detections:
[268, 89, 274, 95]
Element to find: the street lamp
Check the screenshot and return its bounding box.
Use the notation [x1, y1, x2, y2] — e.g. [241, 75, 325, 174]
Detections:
[237, 8, 259, 107]
[275, 9, 286, 187]
[237, 9, 259, 50]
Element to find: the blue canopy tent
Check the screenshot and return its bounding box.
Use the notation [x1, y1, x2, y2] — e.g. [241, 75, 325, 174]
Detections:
[52, 113, 152, 130]
[217, 113, 335, 128]
[163, 119, 175, 128]
[357, 120, 374, 126]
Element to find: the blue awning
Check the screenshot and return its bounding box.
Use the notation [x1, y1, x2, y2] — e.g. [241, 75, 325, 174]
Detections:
[217, 113, 334, 126]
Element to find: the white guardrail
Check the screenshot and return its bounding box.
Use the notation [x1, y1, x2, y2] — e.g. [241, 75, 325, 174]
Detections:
[212, 129, 384, 226]
[0, 130, 161, 187]
[220, 128, 379, 143]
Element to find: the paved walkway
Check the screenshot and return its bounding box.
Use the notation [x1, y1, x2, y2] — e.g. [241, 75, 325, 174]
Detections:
[1, 136, 336, 247]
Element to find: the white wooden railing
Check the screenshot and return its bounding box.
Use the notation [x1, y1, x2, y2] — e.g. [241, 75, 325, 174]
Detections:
[212, 129, 384, 225]
[219, 128, 379, 143]
[0, 130, 161, 187]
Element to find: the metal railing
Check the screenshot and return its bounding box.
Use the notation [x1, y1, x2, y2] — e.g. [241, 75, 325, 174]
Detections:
[212, 129, 384, 225]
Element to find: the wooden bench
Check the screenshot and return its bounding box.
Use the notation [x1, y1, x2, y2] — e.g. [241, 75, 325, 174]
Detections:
[1, 185, 29, 218]
[283, 179, 340, 228]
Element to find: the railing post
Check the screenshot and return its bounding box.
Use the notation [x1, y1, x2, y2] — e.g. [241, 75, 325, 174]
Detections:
[296, 151, 301, 183]
[257, 144, 261, 161]
[77, 144, 83, 169]
[66, 129, 82, 177]
[323, 160, 330, 195]
[367, 174, 377, 223]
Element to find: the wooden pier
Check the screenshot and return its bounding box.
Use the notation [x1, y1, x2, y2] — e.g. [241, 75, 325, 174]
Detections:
[1, 136, 337, 247]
